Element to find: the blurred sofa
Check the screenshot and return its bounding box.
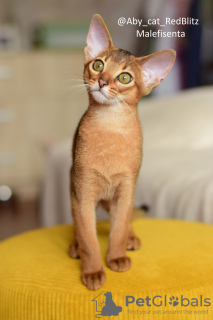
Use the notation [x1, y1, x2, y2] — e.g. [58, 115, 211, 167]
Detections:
[41, 86, 213, 226]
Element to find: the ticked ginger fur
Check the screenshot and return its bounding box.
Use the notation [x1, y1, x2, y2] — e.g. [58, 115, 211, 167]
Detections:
[68, 14, 176, 290]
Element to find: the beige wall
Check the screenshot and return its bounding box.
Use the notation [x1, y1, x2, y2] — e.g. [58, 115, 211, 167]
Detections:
[0, 50, 88, 190]
[0, 0, 143, 52]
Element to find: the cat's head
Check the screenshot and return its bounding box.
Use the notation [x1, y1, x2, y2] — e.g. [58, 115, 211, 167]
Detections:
[84, 14, 176, 106]
[104, 291, 112, 298]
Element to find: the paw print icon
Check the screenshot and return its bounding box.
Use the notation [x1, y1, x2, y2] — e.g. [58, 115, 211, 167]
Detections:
[169, 296, 179, 306]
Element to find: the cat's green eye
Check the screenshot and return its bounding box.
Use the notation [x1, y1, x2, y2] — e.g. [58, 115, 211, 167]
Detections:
[93, 60, 104, 72]
[118, 73, 132, 84]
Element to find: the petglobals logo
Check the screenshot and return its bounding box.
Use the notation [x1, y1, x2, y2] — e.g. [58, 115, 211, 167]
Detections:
[91, 292, 211, 318]
[126, 295, 211, 307]
[92, 291, 122, 318]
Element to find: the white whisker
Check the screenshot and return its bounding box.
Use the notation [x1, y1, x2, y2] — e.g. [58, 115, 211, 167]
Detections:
[62, 72, 83, 77]
[61, 84, 89, 96]
[64, 79, 85, 82]
[114, 97, 127, 123]
[62, 84, 89, 93]
[118, 96, 136, 122]
[67, 89, 87, 97]
[64, 84, 89, 89]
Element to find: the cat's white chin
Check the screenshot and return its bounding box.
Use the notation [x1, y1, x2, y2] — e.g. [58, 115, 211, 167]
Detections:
[91, 90, 113, 105]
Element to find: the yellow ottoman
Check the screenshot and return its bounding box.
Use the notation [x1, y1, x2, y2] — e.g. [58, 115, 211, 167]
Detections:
[0, 218, 213, 320]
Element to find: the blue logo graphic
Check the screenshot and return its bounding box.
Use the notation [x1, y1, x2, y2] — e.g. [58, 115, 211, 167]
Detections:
[169, 296, 179, 306]
[92, 291, 122, 318]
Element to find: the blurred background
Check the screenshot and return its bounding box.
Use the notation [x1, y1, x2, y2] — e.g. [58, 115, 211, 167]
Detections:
[0, 0, 213, 240]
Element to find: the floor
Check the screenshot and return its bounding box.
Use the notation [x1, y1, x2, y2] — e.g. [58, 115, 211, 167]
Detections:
[0, 196, 40, 241]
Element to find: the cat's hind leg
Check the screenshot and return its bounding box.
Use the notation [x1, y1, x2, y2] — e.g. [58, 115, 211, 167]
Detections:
[126, 223, 141, 250]
[68, 232, 80, 259]
[100, 200, 141, 251]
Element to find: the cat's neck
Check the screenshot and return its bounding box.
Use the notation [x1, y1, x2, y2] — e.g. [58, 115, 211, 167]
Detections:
[86, 100, 140, 130]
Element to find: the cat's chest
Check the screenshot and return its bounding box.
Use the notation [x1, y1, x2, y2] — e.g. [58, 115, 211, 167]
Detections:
[77, 115, 142, 174]
[87, 130, 131, 158]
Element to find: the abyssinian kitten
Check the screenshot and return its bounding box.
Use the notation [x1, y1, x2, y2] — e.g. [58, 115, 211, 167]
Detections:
[69, 14, 176, 290]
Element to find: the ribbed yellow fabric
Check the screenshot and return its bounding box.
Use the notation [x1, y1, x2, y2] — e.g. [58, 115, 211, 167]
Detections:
[0, 218, 213, 319]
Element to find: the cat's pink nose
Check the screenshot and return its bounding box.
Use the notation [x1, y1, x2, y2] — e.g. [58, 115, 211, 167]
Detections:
[99, 79, 107, 88]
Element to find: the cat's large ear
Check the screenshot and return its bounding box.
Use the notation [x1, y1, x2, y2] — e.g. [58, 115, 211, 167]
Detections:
[137, 49, 176, 95]
[85, 14, 114, 62]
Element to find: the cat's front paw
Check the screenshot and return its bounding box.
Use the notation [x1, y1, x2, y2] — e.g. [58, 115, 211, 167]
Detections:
[82, 270, 106, 290]
[107, 256, 131, 272]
